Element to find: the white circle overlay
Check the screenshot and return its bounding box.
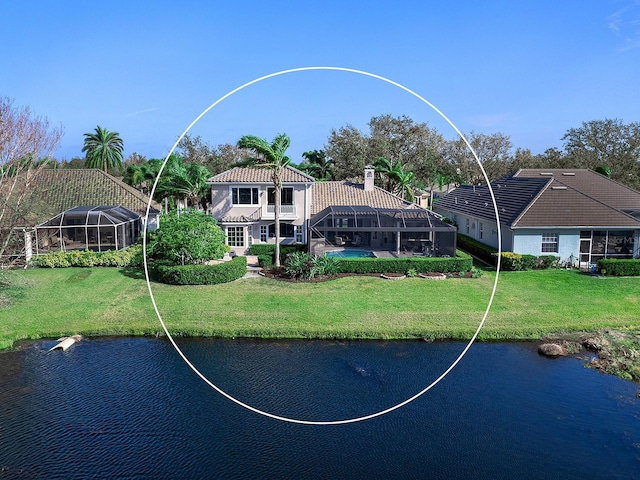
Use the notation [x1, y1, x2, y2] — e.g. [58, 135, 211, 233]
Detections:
[143, 66, 502, 425]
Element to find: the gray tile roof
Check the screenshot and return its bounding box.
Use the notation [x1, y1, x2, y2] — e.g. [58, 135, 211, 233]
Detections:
[208, 165, 315, 184]
[311, 181, 412, 215]
[2, 169, 161, 227]
[435, 169, 640, 229]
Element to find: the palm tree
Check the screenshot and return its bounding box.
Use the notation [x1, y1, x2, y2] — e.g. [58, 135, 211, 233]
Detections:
[237, 133, 291, 267]
[82, 126, 124, 173]
[299, 149, 333, 180]
[394, 168, 415, 202]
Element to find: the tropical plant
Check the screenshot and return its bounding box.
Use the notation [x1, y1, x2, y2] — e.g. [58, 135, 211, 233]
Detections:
[298, 149, 334, 180]
[237, 133, 291, 267]
[146, 210, 227, 266]
[374, 156, 416, 201]
[82, 126, 124, 173]
[157, 155, 211, 209]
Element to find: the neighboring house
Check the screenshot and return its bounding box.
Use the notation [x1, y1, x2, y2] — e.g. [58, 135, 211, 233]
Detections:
[433, 168, 640, 268]
[208, 165, 457, 256]
[0, 168, 161, 264]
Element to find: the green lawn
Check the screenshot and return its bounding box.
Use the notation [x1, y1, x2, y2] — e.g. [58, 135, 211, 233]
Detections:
[1, 267, 639, 350]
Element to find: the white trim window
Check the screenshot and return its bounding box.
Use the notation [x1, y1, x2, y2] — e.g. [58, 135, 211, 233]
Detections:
[479, 222, 484, 240]
[227, 226, 244, 247]
[295, 225, 303, 243]
[541, 232, 559, 253]
[260, 225, 267, 243]
[231, 187, 259, 205]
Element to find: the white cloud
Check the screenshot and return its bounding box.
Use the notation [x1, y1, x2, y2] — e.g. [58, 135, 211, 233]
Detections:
[607, 0, 640, 50]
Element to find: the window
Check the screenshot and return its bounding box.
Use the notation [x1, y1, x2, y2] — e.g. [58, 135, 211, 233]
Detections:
[295, 225, 303, 243]
[260, 225, 267, 242]
[479, 222, 483, 240]
[232, 187, 259, 205]
[541, 232, 558, 253]
[268, 222, 295, 238]
[267, 187, 293, 205]
[466, 218, 470, 235]
[227, 226, 244, 247]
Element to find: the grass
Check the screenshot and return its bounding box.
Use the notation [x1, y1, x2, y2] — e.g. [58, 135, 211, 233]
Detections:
[1, 266, 640, 351]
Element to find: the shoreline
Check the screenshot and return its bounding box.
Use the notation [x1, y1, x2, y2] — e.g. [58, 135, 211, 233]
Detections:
[5, 329, 639, 383]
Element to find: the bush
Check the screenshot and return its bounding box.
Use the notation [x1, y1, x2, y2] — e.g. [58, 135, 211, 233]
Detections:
[537, 255, 560, 269]
[492, 252, 560, 271]
[457, 234, 498, 265]
[152, 255, 247, 285]
[283, 252, 340, 279]
[598, 258, 640, 276]
[34, 245, 143, 268]
[335, 251, 472, 274]
[257, 254, 273, 268]
[248, 244, 307, 264]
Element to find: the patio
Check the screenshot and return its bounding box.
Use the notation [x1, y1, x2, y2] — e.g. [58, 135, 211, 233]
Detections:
[35, 206, 142, 253]
[309, 206, 457, 257]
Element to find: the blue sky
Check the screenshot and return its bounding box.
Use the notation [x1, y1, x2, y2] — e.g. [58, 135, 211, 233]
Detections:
[2, 1, 639, 163]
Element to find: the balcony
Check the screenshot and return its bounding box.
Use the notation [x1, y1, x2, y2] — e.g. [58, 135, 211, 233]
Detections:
[264, 204, 297, 219]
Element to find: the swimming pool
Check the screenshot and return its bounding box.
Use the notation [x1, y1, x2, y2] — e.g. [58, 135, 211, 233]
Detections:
[325, 249, 376, 258]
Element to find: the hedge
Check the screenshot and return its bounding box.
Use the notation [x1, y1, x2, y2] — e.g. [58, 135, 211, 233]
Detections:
[34, 245, 143, 268]
[457, 234, 498, 265]
[248, 244, 307, 263]
[491, 252, 560, 271]
[335, 250, 473, 274]
[598, 258, 640, 276]
[152, 256, 247, 285]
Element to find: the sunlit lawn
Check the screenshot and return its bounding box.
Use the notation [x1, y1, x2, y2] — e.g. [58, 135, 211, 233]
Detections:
[1, 266, 639, 350]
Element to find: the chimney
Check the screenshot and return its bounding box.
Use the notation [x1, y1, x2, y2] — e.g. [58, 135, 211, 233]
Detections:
[364, 165, 375, 191]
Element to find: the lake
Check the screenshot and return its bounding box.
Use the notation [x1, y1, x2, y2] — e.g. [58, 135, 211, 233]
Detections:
[0, 338, 638, 479]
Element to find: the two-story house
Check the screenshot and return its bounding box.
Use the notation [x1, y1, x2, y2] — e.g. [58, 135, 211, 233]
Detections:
[207, 166, 315, 253]
[208, 165, 457, 256]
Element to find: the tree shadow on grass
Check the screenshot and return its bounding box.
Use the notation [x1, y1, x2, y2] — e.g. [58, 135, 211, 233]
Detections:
[119, 267, 146, 280]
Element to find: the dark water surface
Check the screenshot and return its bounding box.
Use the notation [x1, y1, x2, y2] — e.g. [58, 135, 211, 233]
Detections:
[0, 338, 638, 479]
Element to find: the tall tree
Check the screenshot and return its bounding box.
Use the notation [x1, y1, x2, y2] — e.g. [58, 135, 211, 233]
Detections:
[237, 133, 291, 267]
[82, 126, 124, 173]
[0, 97, 63, 264]
[562, 119, 640, 189]
[299, 149, 333, 180]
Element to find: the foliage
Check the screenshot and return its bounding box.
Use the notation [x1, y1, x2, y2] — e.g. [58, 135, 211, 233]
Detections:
[176, 134, 250, 175]
[152, 255, 246, 285]
[598, 258, 640, 276]
[493, 252, 561, 271]
[298, 149, 333, 180]
[335, 251, 472, 274]
[457, 234, 499, 265]
[147, 211, 226, 266]
[562, 119, 640, 189]
[0, 97, 64, 265]
[237, 133, 292, 267]
[82, 125, 124, 173]
[157, 154, 212, 209]
[374, 156, 416, 201]
[283, 252, 340, 280]
[257, 254, 273, 268]
[34, 245, 142, 268]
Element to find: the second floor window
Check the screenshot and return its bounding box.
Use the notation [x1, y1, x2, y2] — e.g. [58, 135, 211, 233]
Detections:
[267, 187, 294, 205]
[232, 187, 259, 205]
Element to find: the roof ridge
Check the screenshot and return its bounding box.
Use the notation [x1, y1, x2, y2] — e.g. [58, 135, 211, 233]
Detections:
[511, 178, 553, 227]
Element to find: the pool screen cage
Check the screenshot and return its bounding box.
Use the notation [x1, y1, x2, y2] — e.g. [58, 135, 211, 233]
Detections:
[309, 205, 457, 256]
[35, 206, 142, 253]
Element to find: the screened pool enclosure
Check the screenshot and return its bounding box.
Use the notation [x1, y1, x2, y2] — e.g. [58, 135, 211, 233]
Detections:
[35, 206, 142, 253]
[309, 206, 457, 256]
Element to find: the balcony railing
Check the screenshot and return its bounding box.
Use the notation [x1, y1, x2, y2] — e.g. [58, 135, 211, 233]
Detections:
[266, 204, 296, 215]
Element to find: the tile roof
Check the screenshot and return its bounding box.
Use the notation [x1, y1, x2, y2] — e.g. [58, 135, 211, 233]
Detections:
[435, 169, 640, 229]
[311, 181, 413, 215]
[1, 169, 161, 227]
[208, 165, 315, 184]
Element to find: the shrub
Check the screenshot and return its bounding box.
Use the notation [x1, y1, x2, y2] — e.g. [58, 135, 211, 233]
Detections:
[537, 255, 560, 269]
[283, 252, 340, 279]
[335, 251, 472, 274]
[147, 211, 227, 265]
[34, 245, 143, 268]
[521, 254, 537, 270]
[457, 234, 498, 265]
[152, 255, 247, 285]
[248, 244, 307, 265]
[257, 254, 273, 268]
[598, 258, 640, 276]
